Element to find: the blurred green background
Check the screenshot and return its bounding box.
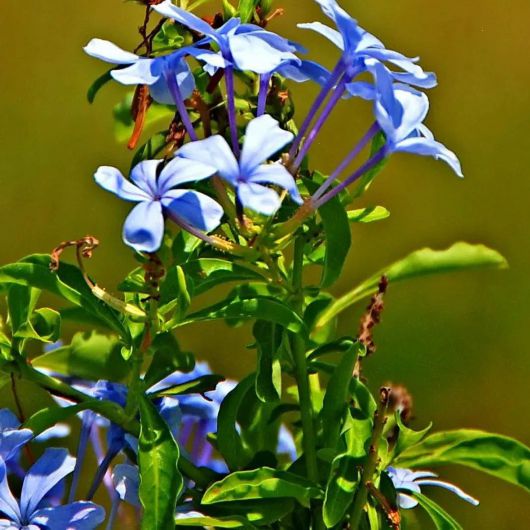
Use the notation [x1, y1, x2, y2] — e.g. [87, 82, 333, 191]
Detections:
[1, 0, 529, 527]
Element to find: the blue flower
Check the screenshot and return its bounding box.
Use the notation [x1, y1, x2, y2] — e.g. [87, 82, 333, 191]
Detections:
[386, 466, 479, 510]
[0, 409, 70, 476]
[0, 410, 33, 466]
[373, 74, 463, 177]
[94, 158, 223, 253]
[83, 39, 224, 105]
[299, 0, 436, 89]
[177, 115, 302, 215]
[0, 449, 105, 529]
[152, 1, 301, 76]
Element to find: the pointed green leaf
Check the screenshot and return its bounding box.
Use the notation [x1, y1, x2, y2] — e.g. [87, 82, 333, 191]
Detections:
[151, 374, 224, 398]
[347, 206, 390, 224]
[32, 331, 128, 382]
[177, 297, 308, 339]
[139, 395, 183, 530]
[203, 467, 323, 507]
[323, 454, 359, 527]
[253, 321, 282, 403]
[412, 492, 463, 530]
[180, 259, 266, 296]
[316, 243, 508, 330]
[0, 255, 127, 336]
[320, 339, 362, 448]
[396, 430, 530, 494]
[217, 376, 254, 470]
[394, 413, 432, 456]
[174, 512, 256, 528]
[87, 68, 114, 103]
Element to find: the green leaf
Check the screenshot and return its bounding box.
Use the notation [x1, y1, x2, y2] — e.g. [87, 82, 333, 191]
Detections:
[320, 339, 362, 448]
[217, 375, 254, 470]
[316, 243, 508, 330]
[32, 331, 128, 382]
[174, 512, 255, 528]
[412, 492, 462, 530]
[0, 255, 127, 337]
[323, 454, 359, 528]
[87, 69, 114, 103]
[7, 286, 60, 343]
[151, 374, 224, 397]
[7, 285, 40, 336]
[307, 176, 352, 288]
[139, 394, 183, 530]
[396, 430, 530, 494]
[23, 400, 118, 437]
[394, 413, 432, 456]
[159, 265, 191, 319]
[180, 259, 266, 296]
[177, 297, 308, 339]
[203, 467, 323, 508]
[143, 332, 195, 388]
[114, 93, 173, 143]
[253, 320, 282, 403]
[347, 206, 390, 224]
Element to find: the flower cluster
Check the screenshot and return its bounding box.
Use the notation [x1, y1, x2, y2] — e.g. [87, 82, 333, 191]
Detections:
[88, 0, 462, 254]
[4, 0, 519, 529]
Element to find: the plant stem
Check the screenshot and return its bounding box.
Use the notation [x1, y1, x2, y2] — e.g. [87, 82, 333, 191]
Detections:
[349, 387, 391, 529]
[290, 237, 319, 482]
[225, 65, 241, 157]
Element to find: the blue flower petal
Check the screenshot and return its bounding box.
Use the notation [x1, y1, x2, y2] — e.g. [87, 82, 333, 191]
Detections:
[278, 60, 330, 85]
[20, 448, 75, 520]
[0, 410, 20, 430]
[162, 190, 224, 232]
[83, 39, 139, 65]
[123, 201, 165, 253]
[297, 22, 344, 50]
[314, 0, 363, 52]
[112, 464, 140, 507]
[34, 424, 70, 443]
[111, 59, 159, 85]
[158, 158, 217, 195]
[240, 115, 293, 176]
[397, 493, 419, 509]
[0, 459, 20, 522]
[375, 83, 429, 143]
[152, 1, 216, 40]
[129, 160, 160, 197]
[237, 182, 281, 216]
[395, 137, 463, 177]
[228, 34, 299, 74]
[415, 479, 479, 506]
[177, 136, 239, 185]
[0, 428, 34, 463]
[345, 81, 376, 100]
[248, 164, 302, 204]
[94, 166, 150, 202]
[31, 502, 106, 530]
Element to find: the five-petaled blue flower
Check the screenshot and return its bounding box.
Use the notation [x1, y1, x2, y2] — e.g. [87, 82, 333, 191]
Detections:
[0, 449, 105, 529]
[84, 39, 224, 105]
[300, 0, 436, 90]
[94, 158, 224, 253]
[386, 466, 479, 510]
[153, 1, 301, 76]
[373, 71, 463, 177]
[177, 115, 302, 215]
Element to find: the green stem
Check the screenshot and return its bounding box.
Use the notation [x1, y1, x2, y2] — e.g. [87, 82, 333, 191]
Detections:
[290, 236, 322, 530]
[7, 357, 212, 487]
[349, 388, 391, 529]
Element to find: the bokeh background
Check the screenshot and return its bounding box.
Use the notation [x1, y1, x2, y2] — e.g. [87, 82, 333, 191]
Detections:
[1, 0, 529, 527]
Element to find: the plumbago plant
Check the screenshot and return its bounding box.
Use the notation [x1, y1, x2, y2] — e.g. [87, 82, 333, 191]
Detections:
[1, 0, 529, 528]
